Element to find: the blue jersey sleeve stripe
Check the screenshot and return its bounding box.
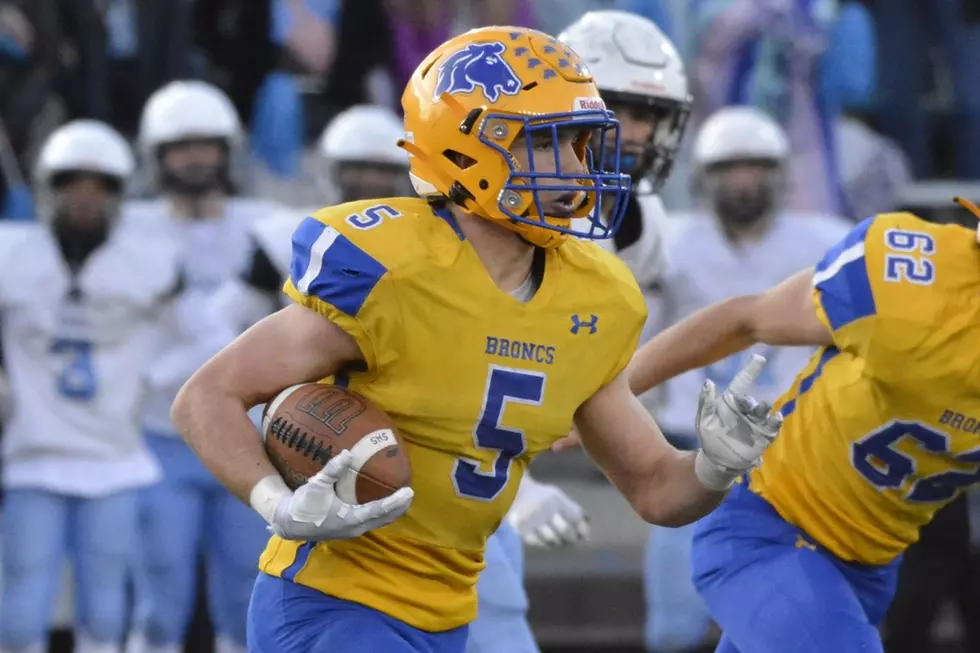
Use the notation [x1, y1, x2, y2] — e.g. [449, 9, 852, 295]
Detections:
[780, 346, 839, 418]
[290, 216, 388, 317]
[815, 216, 875, 276]
[812, 217, 877, 330]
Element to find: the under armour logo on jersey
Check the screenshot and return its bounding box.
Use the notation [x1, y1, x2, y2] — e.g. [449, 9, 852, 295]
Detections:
[434, 41, 522, 103]
[570, 314, 598, 335]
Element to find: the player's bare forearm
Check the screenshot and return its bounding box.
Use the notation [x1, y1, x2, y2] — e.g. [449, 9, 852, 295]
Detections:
[171, 303, 363, 503]
[172, 382, 278, 503]
[629, 268, 831, 395]
[575, 373, 725, 526]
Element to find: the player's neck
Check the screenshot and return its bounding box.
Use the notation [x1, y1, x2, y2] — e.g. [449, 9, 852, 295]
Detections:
[166, 192, 226, 220]
[720, 214, 773, 246]
[451, 207, 536, 293]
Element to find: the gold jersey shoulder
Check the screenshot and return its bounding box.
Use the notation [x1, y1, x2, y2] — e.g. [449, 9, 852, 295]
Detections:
[265, 197, 646, 630]
[751, 212, 980, 565]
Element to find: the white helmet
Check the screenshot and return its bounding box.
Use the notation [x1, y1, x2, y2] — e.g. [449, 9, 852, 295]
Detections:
[319, 105, 408, 167]
[34, 119, 135, 224]
[138, 80, 242, 150]
[692, 107, 789, 226]
[138, 80, 243, 196]
[316, 105, 410, 203]
[559, 10, 691, 189]
[35, 119, 135, 184]
[692, 106, 789, 170]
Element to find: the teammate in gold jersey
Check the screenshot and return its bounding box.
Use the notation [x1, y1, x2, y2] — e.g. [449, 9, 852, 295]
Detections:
[170, 26, 781, 653]
[624, 199, 980, 653]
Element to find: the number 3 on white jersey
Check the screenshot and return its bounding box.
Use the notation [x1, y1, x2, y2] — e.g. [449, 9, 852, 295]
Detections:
[883, 229, 935, 285]
[452, 365, 546, 502]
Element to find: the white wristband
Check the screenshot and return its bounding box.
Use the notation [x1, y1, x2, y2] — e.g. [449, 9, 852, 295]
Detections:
[249, 475, 292, 525]
[694, 450, 738, 492]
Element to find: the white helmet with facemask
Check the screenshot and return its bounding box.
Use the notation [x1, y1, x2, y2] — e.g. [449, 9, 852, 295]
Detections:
[138, 80, 243, 197]
[34, 119, 135, 229]
[317, 104, 410, 203]
[558, 10, 691, 190]
[692, 106, 789, 228]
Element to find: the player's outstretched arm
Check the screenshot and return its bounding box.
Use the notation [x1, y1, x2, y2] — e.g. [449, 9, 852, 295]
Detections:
[574, 357, 780, 526]
[628, 268, 832, 396]
[171, 303, 413, 541]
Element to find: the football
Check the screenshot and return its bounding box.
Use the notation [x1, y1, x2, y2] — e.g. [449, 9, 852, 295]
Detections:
[261, 383, 411, 504]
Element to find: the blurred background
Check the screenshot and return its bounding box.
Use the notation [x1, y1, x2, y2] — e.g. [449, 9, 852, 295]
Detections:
[1, 0, 979, 652]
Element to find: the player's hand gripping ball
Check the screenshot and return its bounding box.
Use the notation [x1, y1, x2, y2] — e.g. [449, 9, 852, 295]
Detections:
[262, 383, 412, 503]
[258, 383, 414, 541]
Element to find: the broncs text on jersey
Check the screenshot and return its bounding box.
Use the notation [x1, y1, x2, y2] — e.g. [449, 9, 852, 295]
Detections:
[485, 336, 556, 365]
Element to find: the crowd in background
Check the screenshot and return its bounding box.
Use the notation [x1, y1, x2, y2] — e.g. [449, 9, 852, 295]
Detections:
[2, 0, 980, 220]
[1, 1, 980, 653]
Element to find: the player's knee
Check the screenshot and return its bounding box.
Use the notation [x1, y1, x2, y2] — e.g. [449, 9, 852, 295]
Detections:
[143, 591, 193, 646]
[77, 587, 128, 644]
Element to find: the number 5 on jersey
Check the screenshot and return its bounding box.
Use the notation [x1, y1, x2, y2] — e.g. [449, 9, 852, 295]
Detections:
[452, 366, 546, 501]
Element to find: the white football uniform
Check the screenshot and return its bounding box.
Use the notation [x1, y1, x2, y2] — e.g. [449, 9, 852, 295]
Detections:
[250, 207, 311, 277]
[655, 211, 852, 438]
[0, 217, 181, 497]
[574, 190, 670, 412]
[595, 193, 669, 291]
[130, 198, 283, 436]
[209, 206, 309, 333]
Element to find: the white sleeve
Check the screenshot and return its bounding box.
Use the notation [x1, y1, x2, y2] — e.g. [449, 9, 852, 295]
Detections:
[250, 210, 310, 278]
[618, 194, 670, 290]
[142, 287, 238, 393]
[211, 277, 278, 334]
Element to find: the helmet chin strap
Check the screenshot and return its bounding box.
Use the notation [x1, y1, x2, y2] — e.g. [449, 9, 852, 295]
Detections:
[953, 196, 980, 244]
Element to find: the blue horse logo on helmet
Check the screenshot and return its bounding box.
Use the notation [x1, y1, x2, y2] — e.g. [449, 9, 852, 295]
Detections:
[434, 41, 523, 104]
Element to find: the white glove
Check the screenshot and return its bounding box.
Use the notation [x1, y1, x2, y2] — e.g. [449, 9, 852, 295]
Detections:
[694, 354, 783, 491]
[250, 450, 414, 541]
[506, 475, 589, 548]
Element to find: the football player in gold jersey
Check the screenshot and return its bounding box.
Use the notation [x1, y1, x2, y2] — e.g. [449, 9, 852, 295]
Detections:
[624, 198, 980, 653]
[171, 26, 780, 653]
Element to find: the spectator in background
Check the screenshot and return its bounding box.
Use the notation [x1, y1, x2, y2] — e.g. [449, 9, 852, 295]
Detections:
[108, 0, 199, 137]
[688, 0, 876, 215]
[194, 0, 277, 129]
[874, 0, 980, 179]
[53, 0, 111, 126]
[382, 0, 535, 96]
[532, 0, 675, 41]
[250, 0, 339, 178]
[320, 0, 395, 111]
[54, 0, 197, 138]
[834, 114, 912, 221]
[0, 0, 60, 220]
